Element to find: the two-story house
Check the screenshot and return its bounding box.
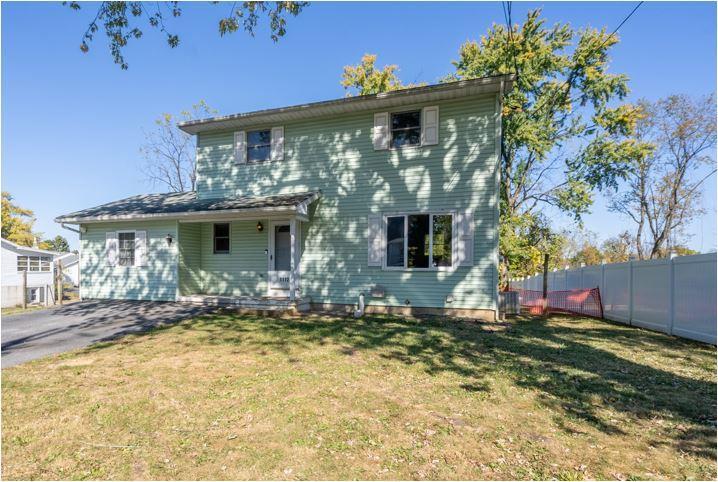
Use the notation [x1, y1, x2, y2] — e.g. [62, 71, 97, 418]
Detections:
[55, 75, 513, 320]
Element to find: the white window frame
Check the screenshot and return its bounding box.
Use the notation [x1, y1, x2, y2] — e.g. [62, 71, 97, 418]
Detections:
[117, 230, 137, 267]
[17, 255, 28, 272]
[381, 210, 456, 271]
[389, 109, 422, 150]
[246, 129, 272, 164]
[17, 255, 52, 272]
[213, 223, 231, 255]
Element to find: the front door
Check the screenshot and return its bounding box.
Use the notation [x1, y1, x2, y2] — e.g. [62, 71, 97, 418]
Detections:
[268, 222, 291, 292]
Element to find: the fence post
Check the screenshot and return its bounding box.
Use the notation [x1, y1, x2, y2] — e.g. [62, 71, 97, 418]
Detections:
[22, 270, 27, 309]
[542, 254, 549, 316]
[600, 261, 606, 312]
[628, 260, 634, 326]
[564, 266, 569, 290]
[668, 254, 676, 335]
[57, 260, 64, 306]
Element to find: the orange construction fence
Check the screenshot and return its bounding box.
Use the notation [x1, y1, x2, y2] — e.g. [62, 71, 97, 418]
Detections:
[512, 288, 603, 318]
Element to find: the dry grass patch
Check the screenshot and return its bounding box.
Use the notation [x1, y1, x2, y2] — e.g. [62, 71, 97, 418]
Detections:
[2, 312, 715, 480]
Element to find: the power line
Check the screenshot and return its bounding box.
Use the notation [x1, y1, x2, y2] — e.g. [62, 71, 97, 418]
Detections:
[502, 1, 521, 85]
[527, 1, 644, 120]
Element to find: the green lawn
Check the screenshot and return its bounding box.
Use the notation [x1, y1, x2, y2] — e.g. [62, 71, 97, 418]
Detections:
[2, 312, 715, 480]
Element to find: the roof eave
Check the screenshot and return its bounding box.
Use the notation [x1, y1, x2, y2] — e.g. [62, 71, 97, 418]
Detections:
[178, 75, 515, 135]
[54, 191, 322, 225]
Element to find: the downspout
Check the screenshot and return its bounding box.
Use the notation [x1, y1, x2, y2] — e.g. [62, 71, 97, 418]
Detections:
[354, 292, 365, 318]
[59, 222, 83, 301]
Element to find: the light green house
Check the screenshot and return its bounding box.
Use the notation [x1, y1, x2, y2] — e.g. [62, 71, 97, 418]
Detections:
[56, 75, 513, 320]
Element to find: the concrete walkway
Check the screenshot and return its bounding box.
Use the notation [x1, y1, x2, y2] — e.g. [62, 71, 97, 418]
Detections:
[2, 300, 213, 367]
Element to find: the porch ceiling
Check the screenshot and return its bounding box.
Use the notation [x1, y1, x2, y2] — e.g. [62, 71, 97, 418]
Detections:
[55, 191, 321, 224]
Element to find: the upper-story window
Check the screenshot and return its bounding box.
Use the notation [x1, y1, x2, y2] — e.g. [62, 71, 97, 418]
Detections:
[247, 130, 271, 163]
[391, 110, 421, 148]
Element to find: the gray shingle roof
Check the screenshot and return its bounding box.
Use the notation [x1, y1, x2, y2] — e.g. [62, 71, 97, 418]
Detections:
[55, 191, 321, 223]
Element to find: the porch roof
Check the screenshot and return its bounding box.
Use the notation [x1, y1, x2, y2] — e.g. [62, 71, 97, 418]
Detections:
[55, 191, 321, 224]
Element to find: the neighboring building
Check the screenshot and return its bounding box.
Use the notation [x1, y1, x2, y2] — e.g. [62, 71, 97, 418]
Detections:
[56, 252, 80, 287]
[55, 76, 513, 319]
[1, 238, 57, 307]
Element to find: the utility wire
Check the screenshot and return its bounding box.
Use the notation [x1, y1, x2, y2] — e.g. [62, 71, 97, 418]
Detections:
[527, 1, 644, 120]
[502, 1, 521, 85]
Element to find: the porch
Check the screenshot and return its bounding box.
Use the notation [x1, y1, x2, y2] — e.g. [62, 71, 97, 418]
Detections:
[176, 214, 307, 307]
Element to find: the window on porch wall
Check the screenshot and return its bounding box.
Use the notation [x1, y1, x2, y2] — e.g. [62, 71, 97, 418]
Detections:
[274, 225, 291, 271]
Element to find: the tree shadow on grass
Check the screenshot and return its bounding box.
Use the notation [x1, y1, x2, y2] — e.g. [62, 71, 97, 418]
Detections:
[92, 310, 717, 460]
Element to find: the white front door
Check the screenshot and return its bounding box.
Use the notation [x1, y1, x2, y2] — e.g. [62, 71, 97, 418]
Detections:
[268, 221, 291, 292]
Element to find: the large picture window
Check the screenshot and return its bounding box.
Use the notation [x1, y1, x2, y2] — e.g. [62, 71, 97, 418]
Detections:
[384, 213, 453, 269]
[118, 232, 136, 266]
[213, 223, 230, 254]
[247, 129, 271, 163]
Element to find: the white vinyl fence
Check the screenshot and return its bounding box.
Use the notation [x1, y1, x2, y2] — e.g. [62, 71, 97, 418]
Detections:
[510, 253, 717, 344]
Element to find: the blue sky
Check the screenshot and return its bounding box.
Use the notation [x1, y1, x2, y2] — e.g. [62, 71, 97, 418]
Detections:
[2, 1, 716, 252]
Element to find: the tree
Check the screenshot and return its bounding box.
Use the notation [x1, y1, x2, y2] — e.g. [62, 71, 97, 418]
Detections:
[141, 101, 217, 193]
[1, 192, 39, 247]
[600, 231, 634, 263]
[558, 230, 603, 267]
[448, 9, 652, 282]
[39, 235, 70, 253]
[500, 213, 566, 277]
[341, 54, 410, 96]
[65, 1, 308, 69]
[608, 94, 716, 258]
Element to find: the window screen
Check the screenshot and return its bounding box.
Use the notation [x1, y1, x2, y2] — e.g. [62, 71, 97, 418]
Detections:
[247, 130, 271, 163]
[432, 215, 453, 267]
[385, 216, 405, 267]
[118, 232, 136, 266]
[391, 111, 421, 148]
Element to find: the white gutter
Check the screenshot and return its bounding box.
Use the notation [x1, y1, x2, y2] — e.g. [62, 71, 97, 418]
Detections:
[178, 75, 515, 135]
[60, 223, 81, 233]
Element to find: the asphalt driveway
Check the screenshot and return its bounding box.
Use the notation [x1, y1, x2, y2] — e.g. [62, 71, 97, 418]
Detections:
[2, 300, 214, 367]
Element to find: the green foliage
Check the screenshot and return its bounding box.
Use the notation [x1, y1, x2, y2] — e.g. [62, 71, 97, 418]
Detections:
[39, 235, 70, 253]
[341, 54, 423, 96]
[448, 9, 652, 277]
[600, 231, 634, 263]
[1, 192, 39, 247]
[65, 1, 307, 69]
[500, 212, 565, 277]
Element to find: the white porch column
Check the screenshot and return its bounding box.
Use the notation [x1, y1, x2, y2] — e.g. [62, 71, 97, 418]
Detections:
[289, 219, 296, 301]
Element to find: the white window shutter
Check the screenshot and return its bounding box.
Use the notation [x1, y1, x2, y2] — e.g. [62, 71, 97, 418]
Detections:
[105, 232, 118, 266]
[270, 126, 285, 161]
[367, 214, 383, 266]
[372, 112, 390, 150]
[234, 131, 246, 164]
[456, 210, 474, 267]
[422, 106, 439, 146]
[135, 231, 148, 267]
